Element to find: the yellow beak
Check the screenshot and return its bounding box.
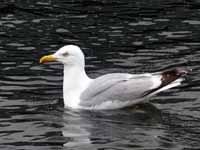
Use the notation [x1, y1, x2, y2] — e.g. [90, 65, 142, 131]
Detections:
[39, 55, 57, 63]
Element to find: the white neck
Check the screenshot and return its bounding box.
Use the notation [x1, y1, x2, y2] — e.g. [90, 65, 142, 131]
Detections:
[63, 65, 91, 108]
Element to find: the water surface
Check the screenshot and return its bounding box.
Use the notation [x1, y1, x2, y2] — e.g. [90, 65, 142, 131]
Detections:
[0, 0, 200, 149]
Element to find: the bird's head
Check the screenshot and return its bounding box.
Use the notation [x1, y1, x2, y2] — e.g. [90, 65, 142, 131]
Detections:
[40, 45, 85, 67]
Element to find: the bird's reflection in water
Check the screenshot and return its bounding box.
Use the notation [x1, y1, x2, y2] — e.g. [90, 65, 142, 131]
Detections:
[61, 103, 164, 149]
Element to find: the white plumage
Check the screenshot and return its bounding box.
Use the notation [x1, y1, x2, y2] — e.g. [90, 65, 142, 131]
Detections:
[40, 45, 187, 110]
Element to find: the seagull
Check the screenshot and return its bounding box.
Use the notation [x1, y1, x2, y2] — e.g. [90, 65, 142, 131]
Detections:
[40, 45, 187, 110]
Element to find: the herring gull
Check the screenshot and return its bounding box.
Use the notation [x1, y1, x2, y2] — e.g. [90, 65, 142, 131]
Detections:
[40, 45, 187, 110]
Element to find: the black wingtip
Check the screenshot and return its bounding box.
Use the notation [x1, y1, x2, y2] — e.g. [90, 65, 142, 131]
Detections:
[161, 67, 188, 86]
[142, 67, 189, 97]
[163, 67, 188, 76]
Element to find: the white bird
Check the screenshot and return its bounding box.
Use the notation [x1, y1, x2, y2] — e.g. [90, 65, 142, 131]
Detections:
[40, 45, 187, 110]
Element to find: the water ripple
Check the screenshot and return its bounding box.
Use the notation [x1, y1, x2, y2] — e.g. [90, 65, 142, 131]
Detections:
[0, 0, 200, 150]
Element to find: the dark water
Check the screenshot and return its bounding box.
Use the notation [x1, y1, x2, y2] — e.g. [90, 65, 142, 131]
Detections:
[0, 0, 200, 149]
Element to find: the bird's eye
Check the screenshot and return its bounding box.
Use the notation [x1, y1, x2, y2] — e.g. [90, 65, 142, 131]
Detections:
[62, 52, 68, 56]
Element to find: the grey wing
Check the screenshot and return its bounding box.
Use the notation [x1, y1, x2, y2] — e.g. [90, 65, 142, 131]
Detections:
[80, 73, 159, 108]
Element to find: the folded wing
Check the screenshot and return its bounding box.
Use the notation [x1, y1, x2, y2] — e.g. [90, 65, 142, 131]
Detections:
[80, 68, 187, 109]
